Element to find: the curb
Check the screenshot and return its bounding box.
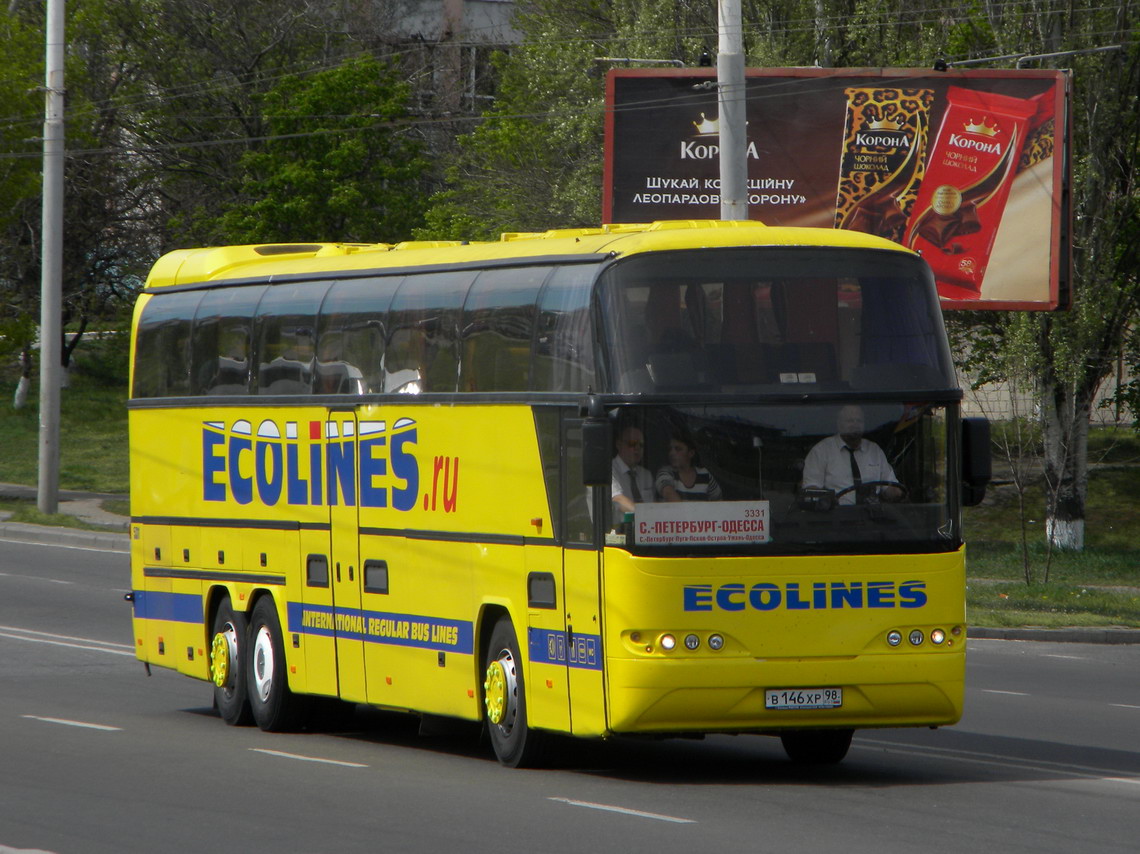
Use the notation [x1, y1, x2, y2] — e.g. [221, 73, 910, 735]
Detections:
[0, 521, 129, 553]
[968, 626, 1140, 644]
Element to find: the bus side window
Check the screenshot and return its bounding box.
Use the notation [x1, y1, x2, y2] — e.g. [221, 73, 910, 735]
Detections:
[533, 265, 597, 392]
[459, 267, 548, 392]
[563, 423, 596, 544]
[132, 290, 201, 398]
[254, 281, 329, 395]
[385, 271, 474, 394]
[316, 276, 401, 394]
[190, 285, 266, 396]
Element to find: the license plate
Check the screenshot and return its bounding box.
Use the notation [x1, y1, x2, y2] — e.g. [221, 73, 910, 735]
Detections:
[765, 688, 843, 710]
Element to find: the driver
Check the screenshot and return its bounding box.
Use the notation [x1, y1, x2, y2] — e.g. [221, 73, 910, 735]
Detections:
[802, 405, 903, 505]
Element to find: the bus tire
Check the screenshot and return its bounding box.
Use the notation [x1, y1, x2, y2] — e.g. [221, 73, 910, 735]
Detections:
[482, 617, 545, 768]
[780, 729, 854, 764]
[246, 597, 308, 732]
[210, 597, 252, 726]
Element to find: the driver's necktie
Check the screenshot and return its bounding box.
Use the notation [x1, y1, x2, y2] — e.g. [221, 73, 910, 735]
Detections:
[628, 470, 642, 503]
[844, 446, 862, 503]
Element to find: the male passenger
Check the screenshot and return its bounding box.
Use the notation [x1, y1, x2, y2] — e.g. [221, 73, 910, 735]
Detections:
[802, 405, 903, 505]
[611, 425, 654, 525]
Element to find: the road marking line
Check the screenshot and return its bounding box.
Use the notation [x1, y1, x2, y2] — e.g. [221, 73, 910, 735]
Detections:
[1043, 654, 1086, 660]
[0, 625, 133, 650]
[0, 536, 124, 554]
[1110, 703, 1140, 710]
[0, 572, 71, 584]
[250, 748, 367, 768]
[0, 628, 135, 657]
[858, 739, 1140, 787]
[548, 797, 696, 824]
[981, 689, 1030, 696]
[22, 715, 121, 731]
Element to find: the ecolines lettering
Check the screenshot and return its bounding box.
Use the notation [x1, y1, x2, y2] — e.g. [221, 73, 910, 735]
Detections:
[682, 580, 928, 612]
[202, 418, 420, 510]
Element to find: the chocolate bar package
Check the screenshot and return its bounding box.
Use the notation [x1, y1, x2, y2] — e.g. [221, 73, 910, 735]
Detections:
[905, 86, 1038, 299]
[834, 87, 935, 243]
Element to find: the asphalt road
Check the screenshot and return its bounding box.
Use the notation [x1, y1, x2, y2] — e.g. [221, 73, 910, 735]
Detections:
[0, 535, 1136, 854]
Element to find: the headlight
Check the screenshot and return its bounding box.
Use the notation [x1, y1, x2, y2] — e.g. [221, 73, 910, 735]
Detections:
[909, 629, 924, 646]
[886, 630, 902, 647]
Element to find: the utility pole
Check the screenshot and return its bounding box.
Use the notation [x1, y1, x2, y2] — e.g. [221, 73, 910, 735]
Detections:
[39, 0, 64, 514]
[717, 0, 748, 220]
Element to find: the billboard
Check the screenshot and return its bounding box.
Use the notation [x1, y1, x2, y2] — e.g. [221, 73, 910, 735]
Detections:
[604, 68, 1071, 310]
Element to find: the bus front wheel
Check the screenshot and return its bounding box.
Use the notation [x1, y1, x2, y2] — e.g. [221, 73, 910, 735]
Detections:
[210, 598, 252, 726]
[483, 617, 544, 768]
[780, 729, 854, 764]
[246, 597, 308, 732]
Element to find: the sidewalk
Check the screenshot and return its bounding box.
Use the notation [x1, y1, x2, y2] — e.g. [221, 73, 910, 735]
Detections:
[0, 481, 1136, 643]
[0, 481, 129, 552]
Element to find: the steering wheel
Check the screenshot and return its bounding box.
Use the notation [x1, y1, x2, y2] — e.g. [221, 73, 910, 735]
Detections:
[835, 480, 908, 503]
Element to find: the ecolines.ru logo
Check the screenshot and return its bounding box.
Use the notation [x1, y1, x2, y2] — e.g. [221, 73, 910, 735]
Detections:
[683, 580, 928, 612]
[202, 418, 420, 509]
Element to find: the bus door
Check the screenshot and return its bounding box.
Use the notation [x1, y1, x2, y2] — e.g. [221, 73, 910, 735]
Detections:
[560, 418, 607, 736]
[326, 410, 367, 703]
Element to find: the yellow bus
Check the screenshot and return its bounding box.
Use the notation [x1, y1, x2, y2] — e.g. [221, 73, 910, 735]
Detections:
[127, 220, 990, 766]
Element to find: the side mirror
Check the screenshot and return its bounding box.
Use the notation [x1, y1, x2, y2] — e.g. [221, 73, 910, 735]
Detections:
[961, 417, 991, 507]
[581, 417, 612, 486]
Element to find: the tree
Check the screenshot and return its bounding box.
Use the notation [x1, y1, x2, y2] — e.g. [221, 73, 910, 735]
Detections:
[949, 6, 1140, 551]
[206, 55, 430, 244]
[1, 0, 154, 383]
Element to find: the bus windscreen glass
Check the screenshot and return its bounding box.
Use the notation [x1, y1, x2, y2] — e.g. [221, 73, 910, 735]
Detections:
[606, 401, 954, 553]
[599, 247, 953, 394]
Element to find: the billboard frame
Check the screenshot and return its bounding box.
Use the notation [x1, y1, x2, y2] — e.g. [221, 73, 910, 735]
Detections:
[604, 66, 1071, 311]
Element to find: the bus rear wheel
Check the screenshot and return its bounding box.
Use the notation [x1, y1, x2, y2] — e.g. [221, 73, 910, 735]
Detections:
[210, 598, 252, 726]
[780, 729, 854, 764]
[247, 597, 308, 732]
[483, 617, 544, 768]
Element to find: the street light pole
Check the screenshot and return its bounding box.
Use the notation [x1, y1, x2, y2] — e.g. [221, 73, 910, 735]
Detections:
[717, 0, 748, 220]
[38, 0, 65, 514]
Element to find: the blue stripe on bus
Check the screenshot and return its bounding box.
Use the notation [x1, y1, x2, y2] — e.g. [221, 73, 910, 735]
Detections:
[131, 590, 203, 623]
[527, 627, 603, 671]
[286, 602, 474, 655]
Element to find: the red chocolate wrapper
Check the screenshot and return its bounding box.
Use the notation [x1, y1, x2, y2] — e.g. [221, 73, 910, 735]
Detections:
[905, 86, 1038, 300]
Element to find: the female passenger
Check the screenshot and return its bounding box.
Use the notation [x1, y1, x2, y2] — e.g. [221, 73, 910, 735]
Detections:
[655, 431, 723, 501]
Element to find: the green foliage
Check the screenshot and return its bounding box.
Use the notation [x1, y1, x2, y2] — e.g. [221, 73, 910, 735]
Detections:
[208, 56, 429, 244]
[418, 28, 609, 239]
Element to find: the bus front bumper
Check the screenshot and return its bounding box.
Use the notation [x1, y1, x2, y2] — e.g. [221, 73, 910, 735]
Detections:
[604, 650, 964, 734]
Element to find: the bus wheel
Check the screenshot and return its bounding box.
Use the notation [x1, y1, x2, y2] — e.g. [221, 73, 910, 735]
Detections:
[210, 598, 252, 726]
[247, 597, 308, 732]
[483, 617, 544, 768]
[780, 729, 854, 764]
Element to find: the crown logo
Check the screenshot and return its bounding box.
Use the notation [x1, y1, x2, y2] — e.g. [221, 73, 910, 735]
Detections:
[963, 116, 999, 137]
[865, 117, 901, 131]
[692, 112, 719, 136]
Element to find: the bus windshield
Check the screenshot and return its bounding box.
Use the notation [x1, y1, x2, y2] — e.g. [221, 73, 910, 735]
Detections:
[604, 400, 956, 554]
[598, 247, 953, 394]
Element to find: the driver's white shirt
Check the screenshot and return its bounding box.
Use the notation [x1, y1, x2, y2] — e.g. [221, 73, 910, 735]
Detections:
[801, 434, 897, 505]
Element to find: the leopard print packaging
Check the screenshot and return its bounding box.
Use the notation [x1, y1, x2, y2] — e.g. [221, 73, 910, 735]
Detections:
[834, 87, 935, 243]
